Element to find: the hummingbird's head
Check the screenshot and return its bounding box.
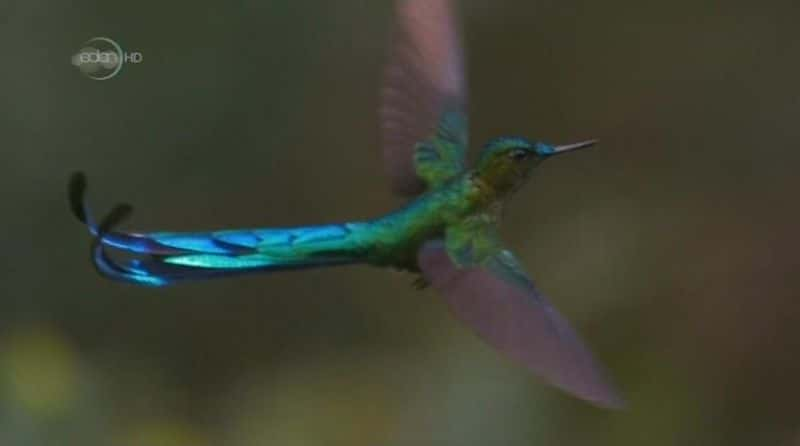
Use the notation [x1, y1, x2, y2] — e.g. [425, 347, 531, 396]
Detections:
[475, 136, 596, 197]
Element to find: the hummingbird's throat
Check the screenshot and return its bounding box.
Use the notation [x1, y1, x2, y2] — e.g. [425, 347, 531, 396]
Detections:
[473, 164, 531, 204]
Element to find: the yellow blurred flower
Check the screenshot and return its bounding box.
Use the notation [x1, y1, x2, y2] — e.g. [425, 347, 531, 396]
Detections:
[1, 327, 81, 416]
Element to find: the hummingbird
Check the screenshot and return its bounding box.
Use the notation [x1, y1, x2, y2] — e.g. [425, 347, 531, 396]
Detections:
[69, 0, 623, 408]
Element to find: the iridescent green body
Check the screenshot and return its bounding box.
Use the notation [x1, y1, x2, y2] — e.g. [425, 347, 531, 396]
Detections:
[358, 169, 484, 269]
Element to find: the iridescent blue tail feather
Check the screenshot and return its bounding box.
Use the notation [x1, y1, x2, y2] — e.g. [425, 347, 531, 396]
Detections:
[69, 173, 359, 286]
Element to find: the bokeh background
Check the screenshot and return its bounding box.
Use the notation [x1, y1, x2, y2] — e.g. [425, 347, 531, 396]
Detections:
[2, 0, 800, 444]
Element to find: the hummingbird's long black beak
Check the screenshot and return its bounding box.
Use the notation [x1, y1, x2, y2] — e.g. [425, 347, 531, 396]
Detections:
[552, 139, 597, 155]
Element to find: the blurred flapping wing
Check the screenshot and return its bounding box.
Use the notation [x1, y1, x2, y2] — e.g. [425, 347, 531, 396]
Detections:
[418, 240, 624, 408]
[381, 0, 469, 195]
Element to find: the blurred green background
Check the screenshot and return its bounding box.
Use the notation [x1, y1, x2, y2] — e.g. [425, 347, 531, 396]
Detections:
[2, 0, 800, 444]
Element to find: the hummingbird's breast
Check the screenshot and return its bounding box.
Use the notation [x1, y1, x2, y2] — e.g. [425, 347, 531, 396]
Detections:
[363, 173, 490, 269]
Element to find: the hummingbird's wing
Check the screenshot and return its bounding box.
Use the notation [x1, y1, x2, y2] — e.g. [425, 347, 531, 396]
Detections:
[417, 240, 624, 409]
[444, 212, 502, 266]
[381, 0, 468, 195]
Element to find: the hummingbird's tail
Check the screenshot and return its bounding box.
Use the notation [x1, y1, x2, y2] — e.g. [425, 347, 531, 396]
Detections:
[68, 173, 366, 286]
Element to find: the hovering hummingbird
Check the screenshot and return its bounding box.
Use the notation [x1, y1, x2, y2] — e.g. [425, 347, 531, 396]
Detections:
[69, 0, 623, 408]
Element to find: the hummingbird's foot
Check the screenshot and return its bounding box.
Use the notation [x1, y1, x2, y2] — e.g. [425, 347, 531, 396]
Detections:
[412, 275, 429, 290]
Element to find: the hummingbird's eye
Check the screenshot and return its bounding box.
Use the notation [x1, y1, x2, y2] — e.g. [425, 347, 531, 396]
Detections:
[509, 149, 529, 161]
